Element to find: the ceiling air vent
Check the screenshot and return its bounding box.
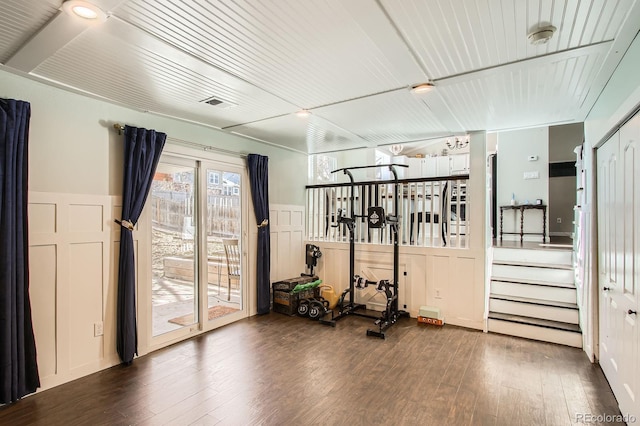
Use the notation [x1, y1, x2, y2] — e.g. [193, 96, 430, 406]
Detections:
[201, 96, 237, 109]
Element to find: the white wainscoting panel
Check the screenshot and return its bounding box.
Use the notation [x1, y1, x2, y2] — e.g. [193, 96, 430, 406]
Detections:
[68, 242, 104, 370]
[312, 243, 485, 330]
[29, 202, 56, 233]
[270, 204, 305, 281]
[28, 192, 117, 390]
[354, 253, 407, 311]
[28, 244, 57, 381]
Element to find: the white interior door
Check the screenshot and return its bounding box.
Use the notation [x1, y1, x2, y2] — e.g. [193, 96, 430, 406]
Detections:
[618, 114, 639, 420]
[597, 114, 640, 421]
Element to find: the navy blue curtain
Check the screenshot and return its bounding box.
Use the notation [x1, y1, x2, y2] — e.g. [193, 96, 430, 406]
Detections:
[0, 99, 40, 403]
[247, 154, 270, 314]
[117, 125, 166, 364]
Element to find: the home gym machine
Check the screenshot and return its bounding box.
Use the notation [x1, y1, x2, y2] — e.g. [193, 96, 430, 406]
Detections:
[319, 164, 409, 338]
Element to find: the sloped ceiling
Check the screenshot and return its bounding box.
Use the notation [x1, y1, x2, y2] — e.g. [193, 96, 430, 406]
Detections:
[1, 0, 639, 154]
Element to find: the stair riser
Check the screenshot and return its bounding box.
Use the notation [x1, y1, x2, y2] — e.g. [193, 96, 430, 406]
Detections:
[489, 299, 579, 324]
[492, 264, 574, 285]
[488, 319, 582, 348]
[491, 281, 577, 304]
[492, 247, 572, 267]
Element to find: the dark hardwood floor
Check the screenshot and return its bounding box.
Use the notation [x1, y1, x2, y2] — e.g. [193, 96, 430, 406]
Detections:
[0, 313, 622, 425]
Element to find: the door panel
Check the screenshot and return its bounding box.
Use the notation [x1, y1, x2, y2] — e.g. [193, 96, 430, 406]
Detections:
[204, 166, 243, 321]
[598, 133, 620, 382]
[598, 113, 640, 421]
[150, 160, 197, 337]
[618, 115, 639, 419]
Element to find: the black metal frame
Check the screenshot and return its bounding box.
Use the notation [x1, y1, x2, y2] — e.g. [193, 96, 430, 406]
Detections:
[319, 164, 410, 338]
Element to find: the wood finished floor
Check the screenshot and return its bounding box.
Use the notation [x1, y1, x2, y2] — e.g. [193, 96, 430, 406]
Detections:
[0, 313, 622, 426]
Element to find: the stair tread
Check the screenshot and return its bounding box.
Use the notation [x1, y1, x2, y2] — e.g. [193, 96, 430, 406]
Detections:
[489, 294, 578, 309]
[493, 245, 572, 253]
[488, 312, 581, 333]
[491, 278, 575, 288]
[492, 260, 573, 270]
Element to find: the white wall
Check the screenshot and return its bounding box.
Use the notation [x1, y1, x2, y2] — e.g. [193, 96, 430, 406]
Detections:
[585, 34, 640, 146]
[333, 147, 377, 181]
[1, 69, 308, 392]
[549, 123, 584, 162]
[497, 127, 549, 241]
[549, 123, 584, 235]
[582, 32, 640, 362]
[486, 132, 497, 153]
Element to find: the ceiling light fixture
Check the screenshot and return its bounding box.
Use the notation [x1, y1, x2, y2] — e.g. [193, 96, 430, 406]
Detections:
[295, 109, 311, 118]
[411, 83, 435, 94]
[389, 144, 404, 155]
[527, 25, 556, 45]
[446, 136, 470, 150]
[62, 0, 107, 22]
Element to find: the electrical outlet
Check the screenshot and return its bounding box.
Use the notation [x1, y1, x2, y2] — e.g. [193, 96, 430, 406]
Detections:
[435, 288, 442, 299]
[557, 217, 562, 223]
[94, 322, 103, 337]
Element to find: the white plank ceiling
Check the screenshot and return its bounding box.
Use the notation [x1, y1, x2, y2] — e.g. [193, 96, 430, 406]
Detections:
[1, 0, 639, 153]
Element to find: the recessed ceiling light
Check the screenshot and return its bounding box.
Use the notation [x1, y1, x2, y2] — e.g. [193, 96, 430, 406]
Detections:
[295, 109, 311, 117]
[62, 1, 107, 22]
[411, 83, 434, 94]
[527, 25, 556, 45]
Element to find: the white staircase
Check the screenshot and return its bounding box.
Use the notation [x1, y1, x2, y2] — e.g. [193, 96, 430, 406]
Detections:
[487, 246, 582, 348]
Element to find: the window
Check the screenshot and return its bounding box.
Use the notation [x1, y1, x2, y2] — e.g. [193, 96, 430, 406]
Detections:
[208, 171, 220, 185]
[308, 154, 337, 183]
[375, 149, 391, 180]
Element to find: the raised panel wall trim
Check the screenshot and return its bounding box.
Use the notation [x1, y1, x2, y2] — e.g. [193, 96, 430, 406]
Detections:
[27, 192, 115, 394]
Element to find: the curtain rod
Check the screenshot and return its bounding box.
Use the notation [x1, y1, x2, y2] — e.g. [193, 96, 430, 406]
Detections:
[112, 123, 247, 158]
[113, 123, 125, 135]
[167, 136, 247, 159]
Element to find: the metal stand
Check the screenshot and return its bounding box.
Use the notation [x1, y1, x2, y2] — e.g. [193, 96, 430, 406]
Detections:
[319, 164, 409, 338]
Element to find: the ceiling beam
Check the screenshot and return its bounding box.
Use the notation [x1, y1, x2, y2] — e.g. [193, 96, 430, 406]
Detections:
[5, 10, 91, 72]
[433, 41, 613, 87]
[4, 0, 126, 72]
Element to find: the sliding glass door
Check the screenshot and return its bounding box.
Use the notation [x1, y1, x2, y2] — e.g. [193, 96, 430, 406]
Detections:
[149, 155, 244, 339]
[150, 160, 197, 336]
[204, 166, 243, 320]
